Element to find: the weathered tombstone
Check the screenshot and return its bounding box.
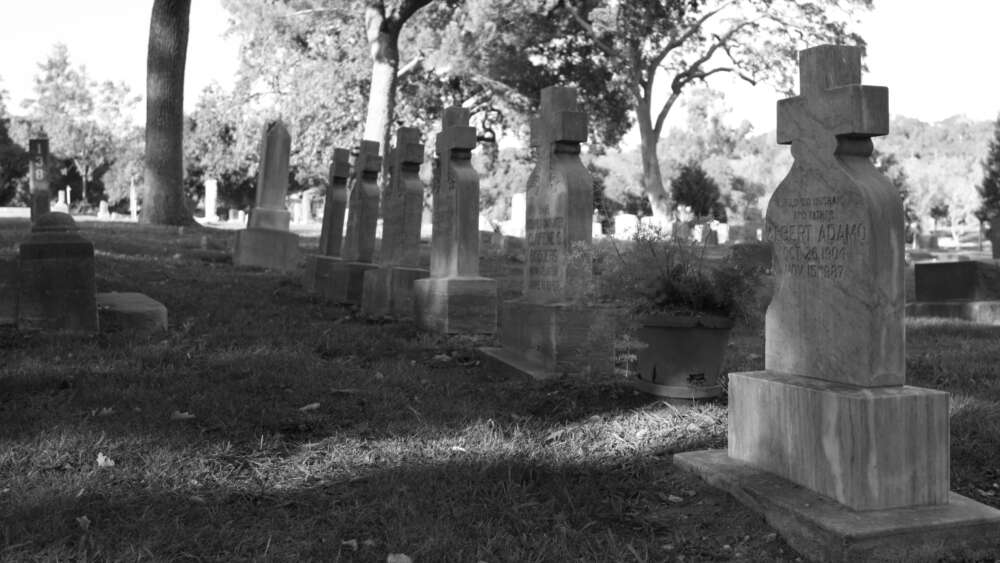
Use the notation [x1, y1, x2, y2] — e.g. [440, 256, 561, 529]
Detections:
[480, 86, 615, 376]
[613, 213, 639, 240]
[17, 212, 98, 332]
[592, 221, 603, 239]
[97, 201, 111, 220]
[362, 128, 429, 318]
[52, 190, 69, 214]
[675, 45, 1000, 561]
[28, 137, 51, 222]
[233, 120, 301, 272]
[203, 178, 218, 222]
[906, 260, 1000, 323]
[301, 189, 314, 223]
[413, 107, 498, 333]
[501, 192, 527, 236]
[318, 141, 381, 303]
[303, 148, 351, 293]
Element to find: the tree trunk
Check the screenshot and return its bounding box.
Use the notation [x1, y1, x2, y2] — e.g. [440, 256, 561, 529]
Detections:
[141, 0, 194, 226]
[362, 10, 400, 191]
[636, 100, 670, 219]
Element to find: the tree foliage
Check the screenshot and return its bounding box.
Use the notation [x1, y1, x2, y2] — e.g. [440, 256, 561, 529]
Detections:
[977, 114, 1000, 223]
[671, 161, 721, 220]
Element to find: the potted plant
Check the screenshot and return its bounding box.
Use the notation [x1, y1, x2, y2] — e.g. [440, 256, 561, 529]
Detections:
[597, 225, 771, 400]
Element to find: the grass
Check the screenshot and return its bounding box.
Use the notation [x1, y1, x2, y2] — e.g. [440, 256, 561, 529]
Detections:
[0, 219, 998, 561]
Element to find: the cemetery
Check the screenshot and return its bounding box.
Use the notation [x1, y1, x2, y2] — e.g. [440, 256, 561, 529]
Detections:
[2, 1, 1000, 561]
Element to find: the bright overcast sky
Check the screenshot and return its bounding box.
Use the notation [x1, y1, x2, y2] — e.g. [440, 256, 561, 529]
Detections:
[0, 1, 997, 136]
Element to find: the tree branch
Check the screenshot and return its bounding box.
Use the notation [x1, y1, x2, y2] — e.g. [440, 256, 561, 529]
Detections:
[395, 0, 434, 26]
[396, 54, 423, 78]
[646, 1, 734, 82]
[561, 1, 620, 61]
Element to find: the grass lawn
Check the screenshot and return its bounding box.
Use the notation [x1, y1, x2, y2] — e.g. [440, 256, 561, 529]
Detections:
[1, 219, 999, 562]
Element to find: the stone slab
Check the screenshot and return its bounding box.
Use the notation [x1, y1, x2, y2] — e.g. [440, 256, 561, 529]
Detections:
[478, 346, 562, 380]
[233, 228, 301, 273]
[914, 260, 1000, 301]
[96, 292, 167, 334]
[315, 261, 378, 305]
[413, 276, 497, 334]
[728, 370, 949, 511]
[360, 265, 429, 319]
[496, 300, 617, 378]
[17, 241, 98, 334]
[674, 449, 1000, 563]
[905, 300, 1000, 324]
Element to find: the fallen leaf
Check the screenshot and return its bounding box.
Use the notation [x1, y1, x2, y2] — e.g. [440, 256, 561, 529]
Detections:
[450, 446, 468, 453]
[387, 554, 413, 563]
[685, 423, 700, 432]
[373, 371, 385, 380]
[363, 539, 376, 547]
[635, 428, 649, 439]
[667, 494, 684, 503]
[96, 452, 115, 468]
[190, 495, 206, 504]
[299, 402, 320, 412]
[98, 407, 114, 417]
[171, 411, 196, 421]
[76, 516, 91, 531]
[341, 539, 358, 551]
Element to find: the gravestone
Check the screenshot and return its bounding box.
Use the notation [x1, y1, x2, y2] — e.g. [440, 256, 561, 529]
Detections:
[28, 137, 51, 222]
[906, 260, 1000, 323]
[500, 192, 526, 236]
[675, 45, 1000, 562]
[613, 213, 639, 240]
[17, 212, 98, 333]
[233, 120, 301, 272]
[0, 258, 16, 325]
[97, 201, 111, 220]
[480, 86, 615, 377]
[413, 108, 497, 333]
[362, 128, 429, 318]
[204, 178, 218, 222]
[303, 148, 350, 293]
[318, 141, 381, 304]
[95, 292, 168, 334]
[301, 189, 314, 223]
[52, 190, 69, 214]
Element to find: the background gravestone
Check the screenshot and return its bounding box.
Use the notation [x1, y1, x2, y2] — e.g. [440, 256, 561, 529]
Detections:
[361, 128, 429, 318]
[52, 189, 69, 214]
[675, 45, 1000, 562]
[480, 86, 615, 378]
[203, 178, 218, 222]
[17, 212, 98, 333]
[413, 107, 497, 333]
[906, 260, 1000, 323]
[28, 137, 51, 222]
[303, 148, 350, 293]
[233, 120, 301, 272]
[319, 141, 381, 304]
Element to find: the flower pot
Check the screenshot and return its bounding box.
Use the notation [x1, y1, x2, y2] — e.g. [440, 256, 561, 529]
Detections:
[632, 313, 733, 400]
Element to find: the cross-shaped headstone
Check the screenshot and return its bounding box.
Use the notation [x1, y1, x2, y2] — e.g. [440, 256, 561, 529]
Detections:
[381, 127, 425, 267]
[766, 44, 902, 387]
[318, 148, 351, 257]
[431, 107, 479, 278]
[341, 140, 381, 263]
[524, 86, 592, 302]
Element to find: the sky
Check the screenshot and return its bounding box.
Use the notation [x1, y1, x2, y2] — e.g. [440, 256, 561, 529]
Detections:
[0, 1, 997, 139]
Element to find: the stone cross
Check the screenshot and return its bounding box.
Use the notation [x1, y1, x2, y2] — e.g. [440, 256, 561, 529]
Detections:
[380, 127, 425, 267]
[524, 86, 592, 302]
[430, 107, 479, 277]
[341, 140, 382, 263]
[318, 148, 351, 257]
[28, 137, 51, 222]
[249, 120, 292, 231]
[766, 44, 901, 388]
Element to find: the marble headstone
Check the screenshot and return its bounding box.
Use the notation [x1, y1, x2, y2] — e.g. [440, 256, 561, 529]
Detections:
[28, 137, 51, 222]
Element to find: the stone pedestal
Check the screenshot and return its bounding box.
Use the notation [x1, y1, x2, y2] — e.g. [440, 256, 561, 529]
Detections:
[234, 227, 300, 272]
[481, 300, 616, 379]
[361, 266, 429, 319]
[96, 292, 167, 334]
[316, 260, 378, 305]
[728, 371, 949, 510]
[17, 212, 98, 333]
[414, 276, 497, 334]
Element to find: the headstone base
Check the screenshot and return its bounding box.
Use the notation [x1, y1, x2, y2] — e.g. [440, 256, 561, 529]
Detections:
[361, 266, 430, 319]
[233, 228, 301, 273]
[17, 228, 97, 333]
[413, 276, 497, 334]
[728, 370, 949, 511]
[0, 258, 16, 325]
[479, 301, 617, 379]
[674, 450, 1000, 563]
[96, 292, 167, 334]
[315, 261, 378, 305]
[302, 255, 341, 293]
[905, 300, 1000, 324]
